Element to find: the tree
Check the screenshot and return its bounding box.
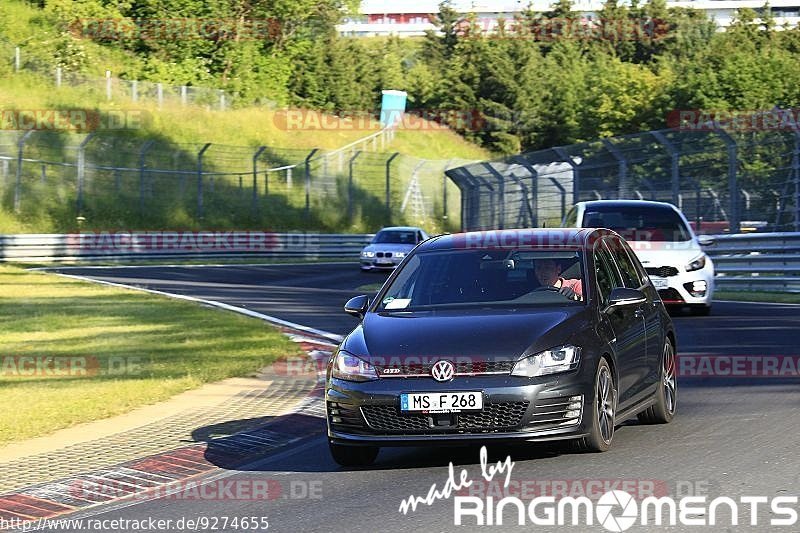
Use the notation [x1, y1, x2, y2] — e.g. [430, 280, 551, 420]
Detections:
[538, 40, 589, 146]
[422, 1, 463, 67]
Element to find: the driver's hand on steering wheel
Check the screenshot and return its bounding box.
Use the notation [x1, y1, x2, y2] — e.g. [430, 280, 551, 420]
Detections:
[559, 285, 580, 301]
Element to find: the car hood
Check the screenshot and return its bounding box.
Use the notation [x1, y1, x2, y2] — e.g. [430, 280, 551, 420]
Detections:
[362, 243, 415, 253]
[627, 241, 704, 267]
[341, 307, 591, 363]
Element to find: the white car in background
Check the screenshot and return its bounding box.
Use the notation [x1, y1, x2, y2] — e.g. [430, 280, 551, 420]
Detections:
[359, 226, 429, 272]
[565, 200, 715, 315]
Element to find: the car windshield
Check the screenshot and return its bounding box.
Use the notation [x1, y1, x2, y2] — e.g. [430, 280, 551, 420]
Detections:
[583, 206, 692, 242]
[375, 249, 585, 311]
[372, 230, 417, 245]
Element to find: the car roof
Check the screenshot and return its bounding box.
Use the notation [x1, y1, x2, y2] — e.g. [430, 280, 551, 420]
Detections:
[579, 199, 678, 211]
[376, 226, 424, 232]
[419, 228, 603, 252]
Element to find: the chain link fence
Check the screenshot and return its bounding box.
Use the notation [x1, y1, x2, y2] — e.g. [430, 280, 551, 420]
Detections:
[0, 128, 472, 233]
[447, 123, 800, 233]
[7, 45, 247, 110]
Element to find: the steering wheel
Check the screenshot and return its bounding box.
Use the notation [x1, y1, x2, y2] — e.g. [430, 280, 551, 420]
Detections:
[532, 286, 561, 292]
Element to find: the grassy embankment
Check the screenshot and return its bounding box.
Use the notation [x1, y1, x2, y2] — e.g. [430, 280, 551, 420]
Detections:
[0, 265, 301, 446]
[0, 1, 490, 234]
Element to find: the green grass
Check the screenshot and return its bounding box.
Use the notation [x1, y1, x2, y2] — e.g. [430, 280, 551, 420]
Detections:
[715, 291, 800, 304]
[0, 265, 301, 445]
[0, 70, 488, 234]
[0, 0, 490, 235]
[355, 281, 385, 292]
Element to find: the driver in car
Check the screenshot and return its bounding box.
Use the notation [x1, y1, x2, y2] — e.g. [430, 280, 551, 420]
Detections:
[534, 259, 583, 301]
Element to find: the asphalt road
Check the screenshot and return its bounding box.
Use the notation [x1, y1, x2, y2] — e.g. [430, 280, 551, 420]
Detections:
[48, 263, 800, 532]
[57, 263, 379, 336]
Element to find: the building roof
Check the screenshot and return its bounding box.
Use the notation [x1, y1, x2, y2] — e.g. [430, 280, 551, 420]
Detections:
[359, 0, 531, 15]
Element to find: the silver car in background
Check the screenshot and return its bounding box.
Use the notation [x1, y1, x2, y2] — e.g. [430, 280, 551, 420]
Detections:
[359, 226, 429, 272]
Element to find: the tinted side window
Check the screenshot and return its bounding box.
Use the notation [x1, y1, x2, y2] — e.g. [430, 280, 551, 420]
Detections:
[609, 237, 644, 289]
[593, 242, 622, 305]
[622, 239, 650, 288]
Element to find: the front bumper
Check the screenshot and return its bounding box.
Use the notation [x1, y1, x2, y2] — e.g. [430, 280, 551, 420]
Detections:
[326, 371, 593, 446]
[360, 260, 401, 271]
[651, 262, 715, 307]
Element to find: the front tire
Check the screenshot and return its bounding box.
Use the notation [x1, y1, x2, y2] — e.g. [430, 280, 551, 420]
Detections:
[329, 441, 379, 467]
[638, 338, 677, 424]
[574, 357, 616, 452]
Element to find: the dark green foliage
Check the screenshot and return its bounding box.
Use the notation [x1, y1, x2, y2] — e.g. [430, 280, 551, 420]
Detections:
[23, 0, 800, 155]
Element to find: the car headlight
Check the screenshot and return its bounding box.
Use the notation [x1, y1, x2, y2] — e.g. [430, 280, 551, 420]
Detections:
[394, 252, 405, 258]
[686, 254, 706, 272]
[511, 345, 581, 377]
[361, 251, 375, 258]
[330, 350, 378, 382]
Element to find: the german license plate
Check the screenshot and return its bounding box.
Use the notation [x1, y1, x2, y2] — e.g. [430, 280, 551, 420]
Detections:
[651, 277, 669, 289]
[400, 392, 483, 413]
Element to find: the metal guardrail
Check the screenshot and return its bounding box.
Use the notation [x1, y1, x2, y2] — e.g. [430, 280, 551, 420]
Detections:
[0, 233, 373, 263]
[2, 231, 799, 293]
[704, 232, 800, 292]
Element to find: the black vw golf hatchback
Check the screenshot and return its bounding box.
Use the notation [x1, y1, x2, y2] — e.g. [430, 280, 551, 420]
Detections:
[326, 228, 677, 466]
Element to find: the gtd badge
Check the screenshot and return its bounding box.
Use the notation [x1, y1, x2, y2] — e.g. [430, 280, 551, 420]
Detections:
[383, 368, 401, 374]
[431, 360, 455, 382]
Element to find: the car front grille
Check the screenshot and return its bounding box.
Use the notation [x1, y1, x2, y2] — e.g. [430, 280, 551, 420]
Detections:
[360, 401, 529, 434]
[525, 395, 583, 432]
[646, 266, 679, 277]
[375, 252, 392, 258]
[374, 360, 514, 377]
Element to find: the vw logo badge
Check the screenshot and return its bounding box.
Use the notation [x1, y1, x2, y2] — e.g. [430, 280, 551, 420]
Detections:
[431, 360, 455, 382]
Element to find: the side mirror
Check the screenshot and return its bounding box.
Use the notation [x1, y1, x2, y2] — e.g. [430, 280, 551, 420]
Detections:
[344, 295, 370, 318]
[604, 287, 646, 313]
[698, 235, 715, 247]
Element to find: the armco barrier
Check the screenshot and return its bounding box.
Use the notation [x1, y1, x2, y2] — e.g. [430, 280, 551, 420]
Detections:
[705, 232, 800, 293]
[2, 232, 799, 293]
[0, 233, 374, 263]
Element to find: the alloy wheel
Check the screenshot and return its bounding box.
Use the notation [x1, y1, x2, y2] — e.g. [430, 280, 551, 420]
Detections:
[663, 342, 677, 414]
[597, 365, 615, 443]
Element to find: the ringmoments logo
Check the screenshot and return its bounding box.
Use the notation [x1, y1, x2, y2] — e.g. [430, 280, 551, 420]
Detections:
[397, 448, 799, 529]
[596, 490, 638, 532]
[452, 490, 799, 528]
